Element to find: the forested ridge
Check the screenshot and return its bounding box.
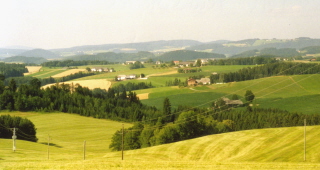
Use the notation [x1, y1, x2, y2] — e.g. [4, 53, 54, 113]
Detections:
[210, 62, 320, 83]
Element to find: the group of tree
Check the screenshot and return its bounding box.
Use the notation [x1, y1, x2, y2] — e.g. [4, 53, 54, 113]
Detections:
[42, 60, 112, 67]
[111, 82, 153, 93]
[109, 95, 320, 151]
[129, 61, 145, 70]
[0, 63, 28, 79]
[210, 62, 320, 83]
[0, 115, 38, 142]
[209, 56, 279, 65]
[0, 78, 162, 123]
[165, 78, 187, 87]
[177, 68, 202, 73]
[3, 71, 96, 87]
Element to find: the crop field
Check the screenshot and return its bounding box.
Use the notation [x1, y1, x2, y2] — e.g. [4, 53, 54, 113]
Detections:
[1, 111, 320, 169]
[51, 69, 86, 78]
[24, 66, 42, 75]
[42, 79, 111, 90]
[26, 69, 67, 78]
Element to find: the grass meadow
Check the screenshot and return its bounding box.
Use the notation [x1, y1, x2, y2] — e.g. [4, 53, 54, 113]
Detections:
[1, 112, 320, 169]
[140, 74, 320, 114]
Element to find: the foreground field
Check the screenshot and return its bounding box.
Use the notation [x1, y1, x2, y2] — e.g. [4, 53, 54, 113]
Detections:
[1, 112, 320, 169]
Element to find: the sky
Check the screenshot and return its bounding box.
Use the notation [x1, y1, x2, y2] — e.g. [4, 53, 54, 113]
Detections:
[1, 0, 320, 49]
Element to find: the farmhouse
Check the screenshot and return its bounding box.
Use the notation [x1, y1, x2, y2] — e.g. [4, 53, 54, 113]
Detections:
[196, 78, 211, 85]
[179, 61, 194, 67]
[117, 75, 127, 81]
[116, 74, 137, 81]
[126, 61, 136, 65]
[91, 67, 104, 72]
[155, 61, 162, 65]
[222, 97, 243, 107]
[188, 78, 197, 86]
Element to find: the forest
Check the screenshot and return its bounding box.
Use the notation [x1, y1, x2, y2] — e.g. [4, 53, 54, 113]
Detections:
[42, 60, 112, 67]
[0, 63, 28, 79]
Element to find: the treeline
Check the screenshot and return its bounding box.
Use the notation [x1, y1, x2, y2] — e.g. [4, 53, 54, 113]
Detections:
[129, 61, 145, 70]
[0, 63, 28, 79]
[0, 115, 38, 142]
[177, 68, 202, 73]
[0, 78, 162, 123]
[112, 82, 153, 93]
[210, 62, 320, 83]
[42, 60, 112, 67]
[4, 71, 96, 87]
[165, 78, 187, 87]
[109, 105, 320, 151]
[209, 56, 278, 65]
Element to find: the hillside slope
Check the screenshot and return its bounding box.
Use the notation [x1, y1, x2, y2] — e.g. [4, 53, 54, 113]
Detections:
[105, 126, 320, 162]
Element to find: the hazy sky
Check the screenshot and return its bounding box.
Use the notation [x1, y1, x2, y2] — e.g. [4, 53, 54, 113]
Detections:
[1, 0, 320, 49]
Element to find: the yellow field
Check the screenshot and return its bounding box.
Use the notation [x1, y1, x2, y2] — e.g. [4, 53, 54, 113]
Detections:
[137, 93, 149, 100]
[51, 69, 86, 78]
[24, 66, 42, 75]
[2, 111, 320, 169]
[42, 79, 111, 90]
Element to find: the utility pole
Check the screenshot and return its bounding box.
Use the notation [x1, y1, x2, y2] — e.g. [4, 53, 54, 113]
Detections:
[122, 124, 124, 160]
[83, 140, 86, 160]
[10, 128, 18, 152]
[304, 119, 306, 161]
[48, 135, 51, 160]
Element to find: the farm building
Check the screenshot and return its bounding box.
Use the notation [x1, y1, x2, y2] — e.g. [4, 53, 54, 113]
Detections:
[196, 78, 211, 85]
[188, 78, 197, 86]
[222, 97, 243, 107]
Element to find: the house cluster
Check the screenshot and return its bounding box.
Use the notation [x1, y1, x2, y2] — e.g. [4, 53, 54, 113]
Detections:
[171, 58, 214, 67]
[91, 67, 115, 72]
[187, 78, 211, 86]
[116, 74, 137, 81]
[221, 97, 243, 107]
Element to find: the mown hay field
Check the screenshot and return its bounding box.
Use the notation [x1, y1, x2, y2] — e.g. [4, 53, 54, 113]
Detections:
[1, 111, 320, 169]
[51, 69, 86, 78]
[42, 79, 111, 90]
[24, 66, 42, 75]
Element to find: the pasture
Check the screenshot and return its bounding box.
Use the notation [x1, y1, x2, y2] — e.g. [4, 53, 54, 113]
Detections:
[140, 74, 320, 114]
[1, 111, 320, 169]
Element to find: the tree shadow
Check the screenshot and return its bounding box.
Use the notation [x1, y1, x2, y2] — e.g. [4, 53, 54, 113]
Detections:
[39, 142, 63, 148]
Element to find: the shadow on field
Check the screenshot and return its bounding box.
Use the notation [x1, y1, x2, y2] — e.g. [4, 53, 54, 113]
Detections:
[39, 142, 62, 148]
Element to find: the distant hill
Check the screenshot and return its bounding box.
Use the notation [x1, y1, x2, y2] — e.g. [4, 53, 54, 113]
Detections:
[0, 48, 28, 57]
[18, 49, 60, 59]
[67, 51, 155, 62]
[187, 38, 320, 56]
[53, 40, 202, 53]
[155, 50, 226, 61]
[300, 46, 320, 54]
[2, 56, 47, 64]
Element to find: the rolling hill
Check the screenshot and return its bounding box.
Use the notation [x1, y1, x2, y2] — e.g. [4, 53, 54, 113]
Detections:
[1, 111, 320, 169]
[18, 48, 60, 59]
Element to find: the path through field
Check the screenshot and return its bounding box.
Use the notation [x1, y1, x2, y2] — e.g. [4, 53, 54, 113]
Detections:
[146, 70, 177, 77]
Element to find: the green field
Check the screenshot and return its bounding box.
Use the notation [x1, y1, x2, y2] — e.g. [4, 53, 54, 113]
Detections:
[26, 68, 66, 78]
[140, 74, 320, 114]
[1, 112, 320, 169]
